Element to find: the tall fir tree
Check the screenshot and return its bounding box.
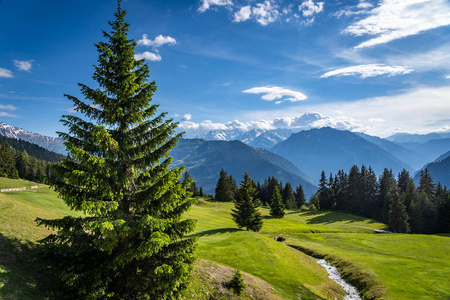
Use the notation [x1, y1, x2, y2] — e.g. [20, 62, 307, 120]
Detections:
[295, 184, 306, 208]
[231, 172, 263, 231]
[36, 2, 196, 298]
[388, 189, 410, 233]
[215, 169, 235, 202]
[269, 185, 285, 218]
[0, 142, 18, 179]
[318, 170, 334, 209]
[282, 182, 297, 209]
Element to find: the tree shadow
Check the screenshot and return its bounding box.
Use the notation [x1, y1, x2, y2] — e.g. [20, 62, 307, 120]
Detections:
[301, 210, 362, 225]
[262, 215, 279, 220]
[190, 228, 241, 238]
[0, 234, 62, 299]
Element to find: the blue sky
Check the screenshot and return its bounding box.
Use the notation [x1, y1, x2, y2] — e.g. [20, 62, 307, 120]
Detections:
[1, 0, 450, 138]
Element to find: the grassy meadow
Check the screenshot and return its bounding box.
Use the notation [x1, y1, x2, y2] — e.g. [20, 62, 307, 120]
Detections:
[0, 177, 449, 299]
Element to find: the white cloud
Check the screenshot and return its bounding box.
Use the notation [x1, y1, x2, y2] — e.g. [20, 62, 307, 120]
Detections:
[334, 0, 372, 18]
[13, 60, 33, 72]
[245, 85, 450, 137]
[178, 112, 361, 137]
[198, 0, 233, 13]
[137, 34, 177, 48]
[233, 6, 252, 22]
[134, 51, 162, 62]
[0, 67, 13, 78]
[181, 85, 450, 137]
[299, 0, 324, 17]
[252, 1, 281, 26]
[343, 0, 450, 49]
[321, 64, 413, 78]
[0, 104, 18, 111]
[0, 112, 17, 117]
[243, 86, 307, 103]
[0, 103, 17, 118]
[386, 44, 450, 72]
[447, 75, 450, 79]
[182, 113, 192, 121]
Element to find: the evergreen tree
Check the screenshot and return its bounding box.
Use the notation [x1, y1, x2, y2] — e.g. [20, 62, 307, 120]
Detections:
[377, 168, 396, 223]
[346, 165, 361, 214]
[269, 185, 285, 218]
[283, 182, 297, 209]
[215, 169, 234, 202]
[0, 142, 18, 179]
[231, 172, 263, 231]
[361, 167, 377, 218]
[295, 184, 306, 208]
[199, 185, 204, 197]
[388, 189, 410, 233]
[418, 168, 435, 202]
[226, 269, 246, 296]
[36, 3, 196, 298]
[318, 170, 331, 209]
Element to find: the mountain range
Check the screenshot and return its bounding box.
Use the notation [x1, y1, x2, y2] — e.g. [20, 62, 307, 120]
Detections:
[170, 139, 317, 196]
[1, 120, 450, 194]
[271, 127, 414, 180]
[0, 121, 65, 154]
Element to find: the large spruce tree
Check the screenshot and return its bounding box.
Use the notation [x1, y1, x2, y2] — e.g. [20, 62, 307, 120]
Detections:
[36, 2, 196, 299]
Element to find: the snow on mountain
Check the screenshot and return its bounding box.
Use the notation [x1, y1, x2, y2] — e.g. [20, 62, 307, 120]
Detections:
[0, 121, 65, 154]
[185, 113, 328, 149]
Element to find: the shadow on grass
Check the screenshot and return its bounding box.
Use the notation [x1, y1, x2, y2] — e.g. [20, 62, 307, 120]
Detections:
[191, 228, 241, 238]
[301, 210, 379, 225]
[0, 234, 62, 299]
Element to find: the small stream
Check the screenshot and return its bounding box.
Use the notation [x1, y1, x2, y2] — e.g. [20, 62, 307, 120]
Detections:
[315, 258, 362, 300]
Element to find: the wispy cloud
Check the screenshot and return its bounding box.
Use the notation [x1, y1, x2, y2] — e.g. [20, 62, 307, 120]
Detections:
[0, 104, 18, 111]
[321, 64, 413, 79]
[334, 0, 372, 18]
[13, 60, 33, 72]
[0, 67, 13, 78]
[134, 51, 162, 62]
[343, 0, 450, 49]
[0, 112, 17, 117]
[385, 43, 450, 72]
[198, 0, 233, 13]
[0, 104, 18, 118]
[243, 86, 307, 104]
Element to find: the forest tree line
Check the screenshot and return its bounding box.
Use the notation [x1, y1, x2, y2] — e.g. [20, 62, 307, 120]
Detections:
[0, 141, 59, 182]
[312, 166, 450, 234]
[214, 168, 307, 210]
[212, 166, 450, 234]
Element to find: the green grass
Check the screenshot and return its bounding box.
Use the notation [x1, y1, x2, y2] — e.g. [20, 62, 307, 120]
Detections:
[187, 201, 348, 299]
[0, 177, 43, 189]
[286, 233, 450, 300]
[1, 183, 343, 299]
[2, 183, 449, 300]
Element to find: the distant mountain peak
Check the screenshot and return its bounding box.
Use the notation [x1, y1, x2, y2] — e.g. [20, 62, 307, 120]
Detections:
[0, 121, 65, 154]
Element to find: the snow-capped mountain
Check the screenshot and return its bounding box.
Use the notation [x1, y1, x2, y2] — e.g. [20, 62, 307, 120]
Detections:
[185, 113, 327, 149]
[0, 121, 65, 154]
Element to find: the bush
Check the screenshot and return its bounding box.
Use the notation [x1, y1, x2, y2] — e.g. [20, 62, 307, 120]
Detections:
[226, 269, 246, 295]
